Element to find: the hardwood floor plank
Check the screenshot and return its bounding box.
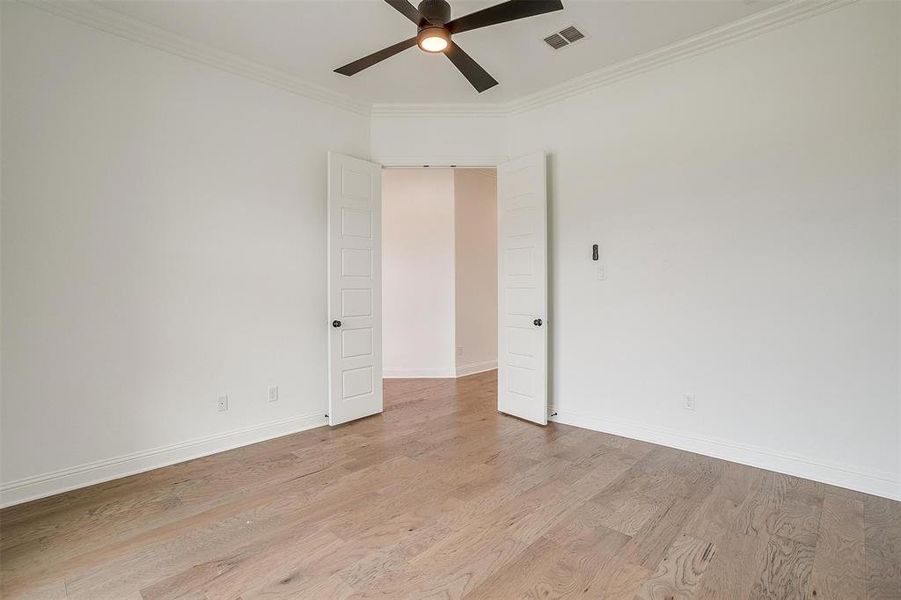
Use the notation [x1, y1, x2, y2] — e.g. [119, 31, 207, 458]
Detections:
[244, 574, 356, 599]
[809, 495, 866, 599]
[682, 461, 765, 544]
[0, 580, 69, 600]
[615, 456, 723, 570]
[588, 492, 661, 537]
[634, 532, 716, 600]
[748, 534, 815, 599]
[769, 488, 822, 547]
[864, 494, 901, 599]
[694, 529, 765, 600]
[580, 556, 653, 599]
[466, 521, 629, 599]
[735, 471, 822, 544]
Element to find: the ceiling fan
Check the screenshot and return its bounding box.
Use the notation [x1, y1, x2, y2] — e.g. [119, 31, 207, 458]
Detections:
[334, 0, 564, 93]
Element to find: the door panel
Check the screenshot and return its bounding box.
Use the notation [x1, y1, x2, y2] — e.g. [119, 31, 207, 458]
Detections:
[497, 151, 548, 425]
[328, 152, 382, 426]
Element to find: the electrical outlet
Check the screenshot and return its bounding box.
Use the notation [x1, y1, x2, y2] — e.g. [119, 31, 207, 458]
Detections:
[683, 394, 695, 411]
[217, 395, 229, 412]
[456, 346, 464, 358]
[597, 263, 607, 281]
[268, 385, 279, 403]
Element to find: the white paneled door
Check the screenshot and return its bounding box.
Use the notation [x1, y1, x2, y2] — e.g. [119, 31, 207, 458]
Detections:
[328, 152, 383, 426]
[497, 151, 548, 425]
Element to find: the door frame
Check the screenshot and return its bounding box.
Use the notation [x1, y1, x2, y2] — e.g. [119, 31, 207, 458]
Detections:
[376, 154, 508, 170]
[339, 153, 552, 425]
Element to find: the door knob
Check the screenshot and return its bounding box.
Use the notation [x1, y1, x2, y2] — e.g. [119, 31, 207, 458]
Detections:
[332, 320, 342, 328]
[533, 318, 543, 327]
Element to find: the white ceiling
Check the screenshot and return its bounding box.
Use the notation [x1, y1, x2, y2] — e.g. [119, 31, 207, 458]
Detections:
[100, 0, 781, 104]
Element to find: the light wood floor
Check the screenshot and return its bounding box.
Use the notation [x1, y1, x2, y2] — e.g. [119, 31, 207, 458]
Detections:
[1, 370, 899, 599]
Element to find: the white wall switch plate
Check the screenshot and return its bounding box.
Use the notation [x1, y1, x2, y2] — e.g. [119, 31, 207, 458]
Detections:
[217, 395, 229, 412]
[597, 263, 607, 280]
[683, 394, 696, 411]
[268, 385, 278, 402]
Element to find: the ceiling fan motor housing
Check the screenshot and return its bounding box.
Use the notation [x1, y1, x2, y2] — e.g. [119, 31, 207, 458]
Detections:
[418, 0, 451, 27]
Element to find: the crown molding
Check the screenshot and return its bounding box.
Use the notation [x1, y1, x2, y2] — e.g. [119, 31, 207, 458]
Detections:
[26, 0, 370, 116]
[507, 0, 854, 115]
[28, 0, 853, 120]
[371, 0, 855, 119]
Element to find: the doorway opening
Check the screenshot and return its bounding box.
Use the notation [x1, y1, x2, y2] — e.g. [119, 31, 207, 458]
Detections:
[381, 167, 498, 380]
[327, 152, 547, 427]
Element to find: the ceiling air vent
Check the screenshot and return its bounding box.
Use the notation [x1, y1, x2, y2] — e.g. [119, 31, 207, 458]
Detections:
[543, 26, 586, 50]
[543, 33, 569, 50]
[559, 26, 585, 43]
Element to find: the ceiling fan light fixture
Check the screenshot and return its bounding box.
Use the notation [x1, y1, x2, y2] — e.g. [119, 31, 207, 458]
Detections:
[417, 27, 450, 53]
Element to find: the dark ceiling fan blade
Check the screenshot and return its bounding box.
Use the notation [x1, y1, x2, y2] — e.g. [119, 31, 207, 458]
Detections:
[334, 37, 418, 76]
[384, 0, 427, 25]
[444, 41, 498, 93]
[447, 0, 563, 35]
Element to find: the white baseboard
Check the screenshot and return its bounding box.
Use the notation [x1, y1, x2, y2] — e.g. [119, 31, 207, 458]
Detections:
[456, 360, 497, 377]
[10, 404, 892, 507]
[550, 409, 901, 501]
[383, 367, 458, 378]
[0, 412, 328, 508]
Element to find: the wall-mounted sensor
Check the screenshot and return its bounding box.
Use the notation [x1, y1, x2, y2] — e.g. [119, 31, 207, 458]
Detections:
[592, 244, 599, 261]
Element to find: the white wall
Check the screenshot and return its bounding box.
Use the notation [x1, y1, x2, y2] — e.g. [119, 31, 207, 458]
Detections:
[371, 112, 507, 167]
[0, 2, 369, 505]
[382, 169, 457, 377]
[507, 1, 901, 498]
[454, 169, 497, 376]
